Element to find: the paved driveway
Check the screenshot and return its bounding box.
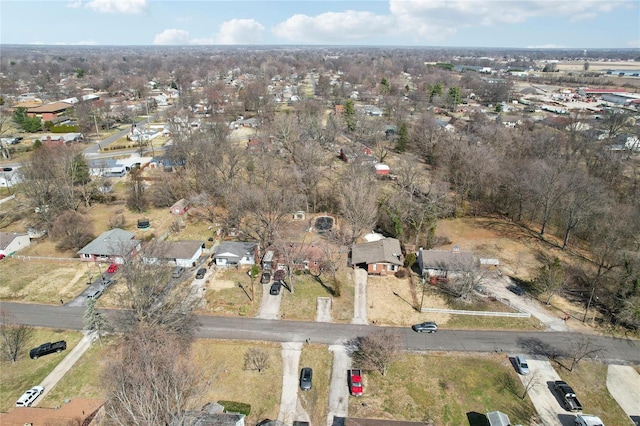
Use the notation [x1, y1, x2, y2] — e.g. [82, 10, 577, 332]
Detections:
[485, 273, 568, 331]
[257, 282, 282, 319]
[278, 342, 309, 425]
[607, 364, 640, 425]
[327, 345, 350, 426]
[519, 358, 572, 426]
[352, 269, 368, 325]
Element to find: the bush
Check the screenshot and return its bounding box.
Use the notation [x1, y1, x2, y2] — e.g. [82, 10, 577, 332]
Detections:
[394, 269, 409, 278]
[218, 400, 251, 415]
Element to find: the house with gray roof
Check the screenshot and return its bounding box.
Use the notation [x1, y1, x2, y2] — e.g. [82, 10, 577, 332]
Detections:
[142, 240, 205, 268]
[0, 232, 30, 257]
[351, 238, 402, 275]
[77, 228, 141, 264]
[213, 241, 259, 268]
[417, 248, 476, 278]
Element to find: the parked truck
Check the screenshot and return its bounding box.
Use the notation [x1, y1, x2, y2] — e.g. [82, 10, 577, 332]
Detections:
[348, 369, 363, 396]
[30, 340, 67, 359]
[554, 380, 583, 412]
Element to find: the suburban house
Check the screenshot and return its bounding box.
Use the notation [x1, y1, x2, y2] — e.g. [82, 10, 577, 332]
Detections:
[213, 241, 259, 268]
[0, 232, 30, 257]
[0, 398, 105, 426]
[77, 228, 141, 264]
[142, 240, 204, 267]
[417, 248, 476, 279]
[374, 163, 390, 176]
[26, 101, 74, 122]
[339, 146, 375, 164]
[170, 198, 190, 215]
[351, 238, 403, 275]
[173, 402, 245, 426]
[264, 242, 324, 273]
[346, 418, 433, 426]
[247, 136, 273, 153]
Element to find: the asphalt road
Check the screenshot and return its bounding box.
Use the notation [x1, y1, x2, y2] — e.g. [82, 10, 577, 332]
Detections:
[2, 302, 639, 364]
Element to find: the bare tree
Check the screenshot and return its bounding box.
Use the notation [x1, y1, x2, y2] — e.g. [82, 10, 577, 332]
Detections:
[521, 371, 541, 400]
[102, 323, 200, 425]
[0, 310, 34, 363]
[559, 335, 603, 372]
[244, 347, 270, 373]
[338, 164, 378, 244]
[347, 329, 401, 376]
[115, 256, 197, 339]
[49, 210, 95, 251]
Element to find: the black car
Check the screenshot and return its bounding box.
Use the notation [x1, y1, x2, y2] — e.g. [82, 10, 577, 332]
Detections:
[507, 285, 525, 296]
[300, 367, 312, 391]
[196, 268, 207, 279]
[269, 282, 281, 295]
[30, 340, 67, 359]
[411, 321, 438, 333]
[260, 271, 271, 284]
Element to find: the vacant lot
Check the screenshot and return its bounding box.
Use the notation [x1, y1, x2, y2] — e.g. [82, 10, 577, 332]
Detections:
[0, 328, 83, 412]
[280, 272, 354, 323]
[348, 352, 537, 425]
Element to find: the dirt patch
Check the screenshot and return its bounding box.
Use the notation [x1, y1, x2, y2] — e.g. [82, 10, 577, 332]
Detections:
[367, 274, 451, 326]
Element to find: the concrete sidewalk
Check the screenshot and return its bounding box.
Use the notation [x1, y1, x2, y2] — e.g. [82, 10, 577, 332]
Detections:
[33, 331, 95, 406]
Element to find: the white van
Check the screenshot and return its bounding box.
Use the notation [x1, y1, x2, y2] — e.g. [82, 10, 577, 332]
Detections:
[16, 385, 44, 407]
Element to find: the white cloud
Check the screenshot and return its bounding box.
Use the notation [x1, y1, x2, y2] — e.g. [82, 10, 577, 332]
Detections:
[387, 0, 633, 42]
[273, 11, 394, 44]
[216, 19, 265, 44]
[85, 0, 147, 14]
[153, 29, 191, 45]
[66, 0, 82, 9]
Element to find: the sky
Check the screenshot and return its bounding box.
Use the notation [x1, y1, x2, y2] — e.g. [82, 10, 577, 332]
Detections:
[1, 0, 639, 48]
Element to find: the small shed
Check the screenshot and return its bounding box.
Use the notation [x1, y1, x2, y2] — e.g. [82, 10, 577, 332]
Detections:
[170, 198, 190, 215]
[374, 163, 390, 175]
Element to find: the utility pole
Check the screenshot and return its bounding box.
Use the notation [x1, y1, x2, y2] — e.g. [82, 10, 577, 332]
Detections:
[93, 114, 100, 138]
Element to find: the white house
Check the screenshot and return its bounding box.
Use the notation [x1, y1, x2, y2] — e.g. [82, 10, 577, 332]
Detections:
[142, 240, 204, 268]
[213, 242, 259, 267]
[0, 232, 30, 257]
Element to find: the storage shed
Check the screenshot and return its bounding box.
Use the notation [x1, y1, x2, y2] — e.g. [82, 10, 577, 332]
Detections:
[170, 198, 190, 215]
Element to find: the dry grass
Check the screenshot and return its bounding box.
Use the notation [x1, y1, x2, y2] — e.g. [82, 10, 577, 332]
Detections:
[554, 360, 632, 426]
[190, 339, 282, 424]
[198, 268, 261, 317]
[0, 257, 93, 304]
[298, 344, 332, 425]
[348, 351, 537, 425]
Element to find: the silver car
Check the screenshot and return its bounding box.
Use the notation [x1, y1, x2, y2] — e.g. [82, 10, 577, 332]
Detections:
[515, 355, 530, 375]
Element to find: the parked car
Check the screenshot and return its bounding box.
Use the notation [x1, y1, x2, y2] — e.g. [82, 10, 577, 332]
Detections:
[514, 355, 530, 375]
[348, 369, 363, 396]
[30, 340, 67, 359]
[269, 282, 281, 295]
[299, 367, 313, 391]
[196, 268, 207, 279]
[554, 380, 583, 412]
[507, 285, 525, 296]
[106, 263, 119, 274]
[260, 271, 271, 284]
[87, 289, 103, 300]
[273, 269, 285, 282]
[172, 266, 184, 278]
[574, 414, 604, 426]
[411, 321, 438, 333]
[16, 385, 44, 407]
[102, 278, 115, 287]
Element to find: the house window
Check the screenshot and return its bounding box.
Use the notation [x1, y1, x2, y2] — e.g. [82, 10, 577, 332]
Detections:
[372, 264, 377, 271]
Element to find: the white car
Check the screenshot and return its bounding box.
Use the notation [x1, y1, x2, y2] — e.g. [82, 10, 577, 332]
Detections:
[16, 385, 44, 407]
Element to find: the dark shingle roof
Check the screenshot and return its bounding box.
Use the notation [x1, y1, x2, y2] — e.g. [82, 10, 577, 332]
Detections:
[418, 249, 475, 271]
[351, 238, 402, 266]
[214, 241, 258, 260]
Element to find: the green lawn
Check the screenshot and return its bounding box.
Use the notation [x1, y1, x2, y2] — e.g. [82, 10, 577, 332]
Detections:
[0, 329, 83, 412]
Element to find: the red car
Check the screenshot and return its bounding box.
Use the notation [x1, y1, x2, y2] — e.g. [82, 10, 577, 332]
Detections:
[348, 369, 363, 396]
[106, 263, 119, 274]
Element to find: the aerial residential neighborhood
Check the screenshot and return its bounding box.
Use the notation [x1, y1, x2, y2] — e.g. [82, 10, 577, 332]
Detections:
[0, 36, 639, 426]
